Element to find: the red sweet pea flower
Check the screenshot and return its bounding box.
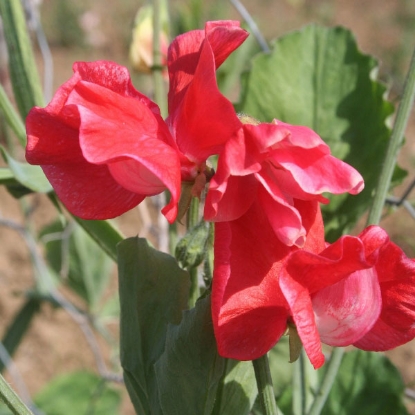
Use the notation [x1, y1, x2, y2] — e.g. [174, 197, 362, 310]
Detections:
[205, 120, 364, 247]
[280, 225, 415, 368]
[213, 212, 415, 369]
[26, 21, 248, 222]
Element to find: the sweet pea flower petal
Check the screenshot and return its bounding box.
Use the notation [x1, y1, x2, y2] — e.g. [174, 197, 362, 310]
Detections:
[280, 225, 415, 369]
[354, 226, 415, 350]
[26, 61, 180, 222]
[167, 21, 247, 164]
[312, 268, 382, 346]
[212, 199, 325, 361]
[205, 120, 364, 247]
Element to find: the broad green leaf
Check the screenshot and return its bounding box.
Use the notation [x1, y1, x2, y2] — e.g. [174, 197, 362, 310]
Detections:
[238, 24, 398, 240]
[212, 358, 258, 415]
[74, 217, 123, 262]
[0, 0, 44, 119]
[0, 298, 41, 373]
[155, 296, 225, 415]
[40, 221, 113, 310]
[320, 350, 409, 415]
[118, 237, 190, 415]
[1, 147, 52, 194]
[34, 371, 121, 415]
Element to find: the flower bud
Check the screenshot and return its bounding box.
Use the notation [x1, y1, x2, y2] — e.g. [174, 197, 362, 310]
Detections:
[175, 221, 210, 269]
[129, 3, 169, 73]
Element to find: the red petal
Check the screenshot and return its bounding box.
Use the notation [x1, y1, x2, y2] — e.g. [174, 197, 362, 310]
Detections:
[42, 163, 145, 219]
[212, 200, 324, 361]
[354, 227, 415, 350]
[168, 37, 242, 162]
[69, 81, 181, 222]
[212, 201, 291, 360]
[279, 270, 325, 369]
[167, 21, 248, 113]
[73, 61, 159, 113]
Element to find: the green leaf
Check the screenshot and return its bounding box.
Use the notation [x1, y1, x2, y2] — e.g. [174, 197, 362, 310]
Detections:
[212, 358, 258, 415]
[238, 24, 398, 240]
[155, 296, 224, 415]
[40, 221, 113, 309]
[118, 237, 190, 414]
[0, 0, 44, 119]
[1, 147, 52, 194]
[320, 350, 409, 415]
[74, 217, 124, 262]
[0, 298, 41, 373]
[34, 371, 121, 415]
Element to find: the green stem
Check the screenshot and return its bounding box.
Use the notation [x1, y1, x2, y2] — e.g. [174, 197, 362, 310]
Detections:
[0, 84, 26, 147]
[152, 0, 167, 118]
[292, 351, 306, 415]
[253, 354, 280, 415]
[0, 0, 44, 119]
[367, 45, 415, 226]
[307, 348, 345, 415]
[0, 373, 34, 415]
[187, 198, 200, 307]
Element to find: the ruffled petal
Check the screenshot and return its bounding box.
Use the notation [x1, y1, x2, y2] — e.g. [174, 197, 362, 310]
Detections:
[168, 35, 242, 162]
[69, 81, 180, 222]
[167, 21, 248, 113]
[354, 227, 415, 350]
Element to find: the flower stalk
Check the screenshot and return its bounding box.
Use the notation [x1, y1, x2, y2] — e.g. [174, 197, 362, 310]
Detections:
[367, 45, 415, 226]
[0, 373, 34, 415]
[253, 354, 281, 415]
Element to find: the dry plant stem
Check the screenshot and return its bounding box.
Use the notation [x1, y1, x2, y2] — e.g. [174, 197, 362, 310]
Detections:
[309, 43, 415, 415]
[0, 216, 116, 383]
[253, 354, 281, 415]
[229, 0, 270, 52]
[0, 373, 34, 415]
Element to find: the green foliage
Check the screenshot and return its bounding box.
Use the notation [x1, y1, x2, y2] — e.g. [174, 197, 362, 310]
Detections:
[34, 371, 121, 415]
[40, 221, 113, 310]
[0, 0, 44, 118]
[238, 24, 401, 240]
[0, 147, 53, 197]
[42, 0, 85, 48]
[74, 217, 124, 263]
[0, 298, 41, 373]
[118, 237, 190, 414]
[320, 351, 409, 415]
[155, 296, 225, 415]
[266, 349, 409, 415]
[211, 358, 258, 415]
